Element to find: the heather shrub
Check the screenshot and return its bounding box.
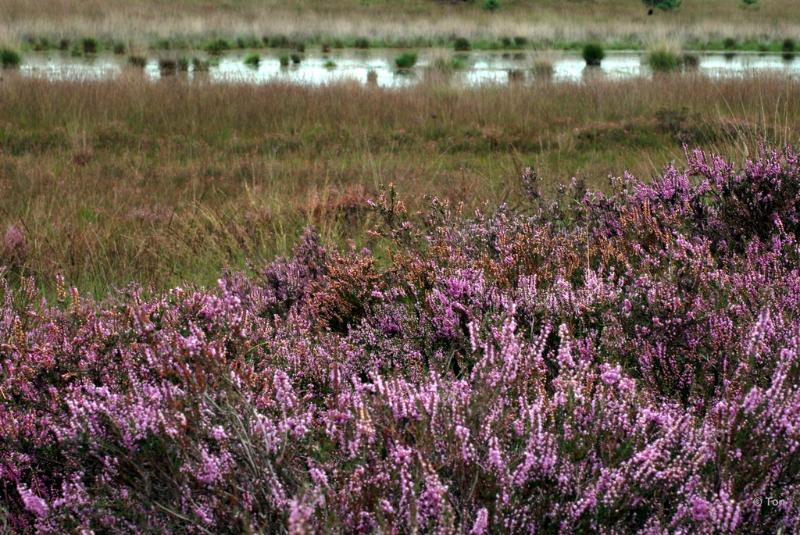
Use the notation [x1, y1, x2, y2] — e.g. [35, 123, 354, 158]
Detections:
[2, 146, 800, 533]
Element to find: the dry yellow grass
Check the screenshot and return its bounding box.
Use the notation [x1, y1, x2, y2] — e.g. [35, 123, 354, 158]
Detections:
[0, 73, 798, 294]
[1, 0, 798, 49]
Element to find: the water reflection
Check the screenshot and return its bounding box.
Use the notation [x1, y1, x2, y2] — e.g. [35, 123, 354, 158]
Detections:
[14, 50, 800, 87]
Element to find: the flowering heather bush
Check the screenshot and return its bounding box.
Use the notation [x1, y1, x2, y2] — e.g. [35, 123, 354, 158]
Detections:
[3, 146, 800, 533]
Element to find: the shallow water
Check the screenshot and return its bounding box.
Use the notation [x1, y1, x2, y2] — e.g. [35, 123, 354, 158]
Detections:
[13, 50, 800, 87]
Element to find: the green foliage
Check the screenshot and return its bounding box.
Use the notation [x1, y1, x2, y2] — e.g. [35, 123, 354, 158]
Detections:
[0, 47, 21, 68]
[206, 38, 230, 55]
[723, 37, 738, 50]
[290, 53, 302, 64]
[783, 38, 796, 52]
[354, 38, 370, 49]
[244, 53, 260, 67]
[113, 42, 126, 55]
[235, 36, 260, 49]
[279, 55, 290, 67]
[267, 35, 290, 48]
[483, 0, 500, 12]
[643, 0, 682, 10]
[82, 37, 98, 54]
[454, 37, 471, 51]
[395, 51, 418, 69]
[582, 43, 605, 66]
[741, 0, 758, 5]
[450, 56, 467, 70]
[324, 59, 336, 69]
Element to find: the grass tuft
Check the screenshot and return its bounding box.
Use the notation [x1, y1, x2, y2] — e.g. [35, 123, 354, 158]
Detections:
[395, 51, 418, 69]
[0, 47, 21, 68]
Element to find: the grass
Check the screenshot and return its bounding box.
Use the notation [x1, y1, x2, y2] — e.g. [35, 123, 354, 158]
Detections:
[3, 0, 800, 53]
[244, 53, 260, 67]
[531, 59, 554, 78]
[0, 74, 798, 295]
[647, 47, 681, 72]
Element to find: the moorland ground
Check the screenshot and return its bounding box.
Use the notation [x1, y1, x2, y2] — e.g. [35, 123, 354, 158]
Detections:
[2, 0, 800, 52]
[0, 72, 798, 295]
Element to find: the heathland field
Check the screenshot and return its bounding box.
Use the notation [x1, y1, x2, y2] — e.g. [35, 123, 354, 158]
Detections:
[2, 0, 800, 51]
[1, 74, 798, 294]
[3, 2, 800, 533]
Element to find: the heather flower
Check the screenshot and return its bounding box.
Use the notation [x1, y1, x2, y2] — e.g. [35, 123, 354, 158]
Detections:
[470, 508, 489, 535]
[17, 485, 49, 517]
[3, 224, 26, 261]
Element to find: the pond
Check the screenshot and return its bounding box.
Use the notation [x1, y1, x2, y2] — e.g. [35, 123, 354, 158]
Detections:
[12, 50, 800, 87]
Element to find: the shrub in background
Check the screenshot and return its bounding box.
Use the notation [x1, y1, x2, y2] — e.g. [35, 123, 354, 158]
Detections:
[244, 53, 260, 67]
[81, 37, 98, 54]
[582, 43, 605, 66]
[454, 37, 471, 51]
[643, 0, 682, 10]
[0, 47, 21, 68]
[395, 51, 418, 69]
[206, 38, 230, 55]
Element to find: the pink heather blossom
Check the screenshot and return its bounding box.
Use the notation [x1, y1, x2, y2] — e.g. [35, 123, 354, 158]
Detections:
[470, 508, 489, 535]
[17, 485, 49, 517]
[3, 224, 26, 258]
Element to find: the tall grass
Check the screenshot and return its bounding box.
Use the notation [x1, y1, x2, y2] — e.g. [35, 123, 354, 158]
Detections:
[646, 46, 681, 72]
[0, 74, 798, 294]
[1, 0, 800, 51]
